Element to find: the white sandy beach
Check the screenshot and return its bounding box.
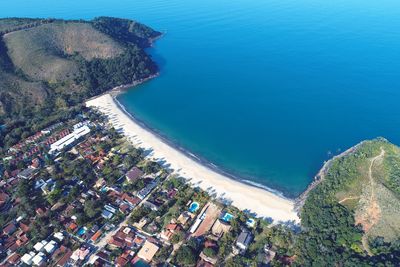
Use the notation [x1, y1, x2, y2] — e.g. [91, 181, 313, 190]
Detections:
[87, 94, 299, 223]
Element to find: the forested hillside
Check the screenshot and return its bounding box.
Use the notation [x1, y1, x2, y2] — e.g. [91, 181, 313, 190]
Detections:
[295, 138, 400, 266]
[0, 17, 161, 150]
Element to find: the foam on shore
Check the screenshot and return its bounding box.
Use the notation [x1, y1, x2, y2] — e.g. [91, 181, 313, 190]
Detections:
[87, 93, 299, 223]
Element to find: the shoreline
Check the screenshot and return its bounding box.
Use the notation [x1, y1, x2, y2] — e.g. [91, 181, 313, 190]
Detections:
[111, 97, 296, 201]
[86, 93, 299, 223]
[294, 141, 365, 211]
[114, 96, 291, 200]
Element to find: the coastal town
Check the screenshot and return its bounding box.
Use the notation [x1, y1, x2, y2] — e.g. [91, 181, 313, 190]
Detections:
[0, 106, 296, 266]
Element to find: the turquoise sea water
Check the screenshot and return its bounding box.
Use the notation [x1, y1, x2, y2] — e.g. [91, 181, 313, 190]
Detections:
[3, 0, 400, 197]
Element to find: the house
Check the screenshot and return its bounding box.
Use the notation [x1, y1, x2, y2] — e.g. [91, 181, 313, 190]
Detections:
[32, 252, 46, 266]
[116, 255, 129, 267]
[235, 229, 253, 252]
[104, 204, 117, 214]
[137, 180, 158, 199]
[167, 188, 178, 199]
[52, 245, 72, 266]
[197, 259, 214, 267]
[178, 211, 194, 225]
[0, 192, 9, 206]
[126, 167, 143, 182]
[91, 230, 103, 243]
[44, 240, 58, 254]
[68, 222, 78, 232]
[53, 232, 64, 242]
[31, 158, 41, 169]
[108, 227, 136, 249]
[133, 235, 145, 247]
[115, 250, 133, 267]
[5, 253, 21, 265]
[137, 240, 159, 262]
[101, 209, 114, 220]
[160, 223, 181, 241]
[211, 219, 231, 239]
[3, 223, 17, 236]
[35, 207, 48, 216]
[121, 193, 141, 207]
[33, 240, 48, 252]
[55, 249, 73, 267]
[70, 247, 90, 262]
[17, 167, 37, 180]
[199, 251, 218, 265]
[21, 251, 36, 265]
[108, 236, 125, 249]
[143, 201, 159, 211]
[19, 222, 30, 233]
[119, 203, 130, 214]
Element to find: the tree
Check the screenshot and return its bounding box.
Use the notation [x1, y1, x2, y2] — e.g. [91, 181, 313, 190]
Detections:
[84, 200, 101, 218]
[171, 231, 185, 244]
[203, 247, 217, 258]
[143, 161, 161, 174]
[175, 246, 196, 266]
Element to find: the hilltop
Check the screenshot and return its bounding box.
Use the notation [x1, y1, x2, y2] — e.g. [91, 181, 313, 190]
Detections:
[296, 138, 400, 265]
[0, 17, 161, 118]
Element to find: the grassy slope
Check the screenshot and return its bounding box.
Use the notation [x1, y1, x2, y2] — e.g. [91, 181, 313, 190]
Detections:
[0, 17, 160, 118]
[298, 138, 400, 265]
[0, 18, 42, 33]
[326, 139, 400, 242]
[4, 22, 124, 82]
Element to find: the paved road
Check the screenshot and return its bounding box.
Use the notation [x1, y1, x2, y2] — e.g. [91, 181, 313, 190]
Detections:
[84, 185, 158, 265]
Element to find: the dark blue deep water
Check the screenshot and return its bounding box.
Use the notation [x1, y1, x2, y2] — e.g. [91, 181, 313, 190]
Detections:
[3, 0, 400, 197]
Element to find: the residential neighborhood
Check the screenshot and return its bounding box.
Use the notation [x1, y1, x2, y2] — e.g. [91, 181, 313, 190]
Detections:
[0, 108, 293, 266]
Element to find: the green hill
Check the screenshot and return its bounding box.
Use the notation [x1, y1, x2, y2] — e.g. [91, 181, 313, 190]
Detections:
[296, 138, 400, 265]
[0, 17, 161, 118]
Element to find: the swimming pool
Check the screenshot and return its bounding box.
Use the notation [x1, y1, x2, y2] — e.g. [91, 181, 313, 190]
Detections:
[77, 227, 87, 236]
[133, 259, 150, 267]
[246, 218, 256, 228]
[221, 212, 234, 222]
[188, 202, 199, 213]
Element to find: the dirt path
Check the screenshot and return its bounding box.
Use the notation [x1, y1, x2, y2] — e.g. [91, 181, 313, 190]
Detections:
[338, 196, 360, 204]
[359, 148, 385, 256]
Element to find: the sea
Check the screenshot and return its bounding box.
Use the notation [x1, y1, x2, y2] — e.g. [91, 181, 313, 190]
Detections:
[3, 0, 400, 197]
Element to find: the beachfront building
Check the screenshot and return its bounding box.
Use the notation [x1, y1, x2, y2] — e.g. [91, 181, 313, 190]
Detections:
[126, 167, 143, 182]
[211, 219, 231, 239]
[235, 229, 253, 254]
[137, 180, 158, 199]
[49, 125, 91, 155]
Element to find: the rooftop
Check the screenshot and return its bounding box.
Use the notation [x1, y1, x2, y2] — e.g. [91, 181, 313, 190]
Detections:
[137, 240, 159, 262]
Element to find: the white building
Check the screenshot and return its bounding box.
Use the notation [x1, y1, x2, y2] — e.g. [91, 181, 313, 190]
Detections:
[49, 125, 91, 155]
[44, 240, 58, 254]
[21, 251, 36, 265]
[33, 240, 48, 252]
[54, 232, 64, 241]
[32, 252, 46, 266]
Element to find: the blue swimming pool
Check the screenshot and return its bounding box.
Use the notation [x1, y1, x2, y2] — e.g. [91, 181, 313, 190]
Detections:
[133, 259, 150, 267]
[246, 218, 256, 228]
[221, 212, 234, 222]
[188, 202, 199, 213]
[77, 227, 87, 236]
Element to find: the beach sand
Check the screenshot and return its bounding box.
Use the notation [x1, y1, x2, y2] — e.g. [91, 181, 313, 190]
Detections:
[86, 93, 299, 223]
